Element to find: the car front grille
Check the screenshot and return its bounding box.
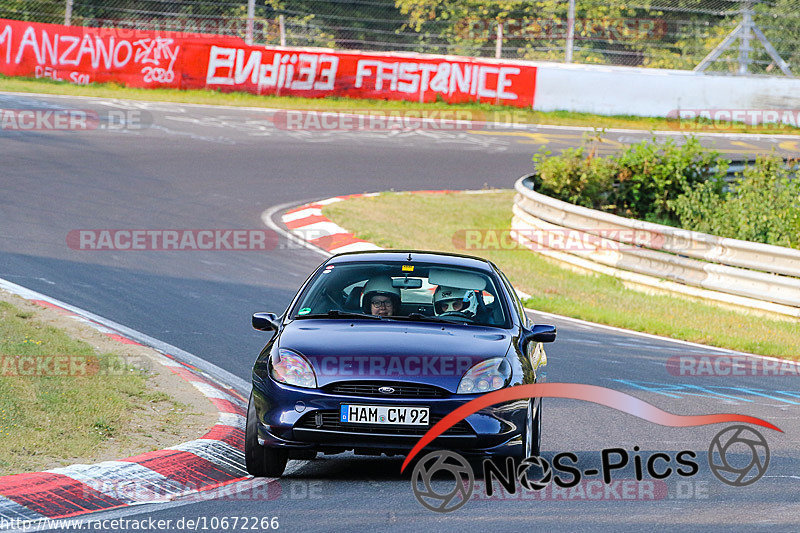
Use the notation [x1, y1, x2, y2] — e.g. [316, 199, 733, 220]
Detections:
[323, 381, 449, 398]
[295, 410, 474, 436]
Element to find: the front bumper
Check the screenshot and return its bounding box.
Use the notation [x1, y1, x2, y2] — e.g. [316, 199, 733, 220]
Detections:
[252, 376, 532, 456]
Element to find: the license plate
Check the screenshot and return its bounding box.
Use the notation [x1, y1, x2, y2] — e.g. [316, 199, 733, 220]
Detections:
[340, 404, 429, 426]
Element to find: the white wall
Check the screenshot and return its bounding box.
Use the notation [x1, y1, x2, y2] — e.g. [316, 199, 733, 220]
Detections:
[531, 62, 800, 118]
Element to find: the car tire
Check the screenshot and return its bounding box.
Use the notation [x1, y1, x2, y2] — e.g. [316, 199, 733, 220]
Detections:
[245, 391, 288, 477]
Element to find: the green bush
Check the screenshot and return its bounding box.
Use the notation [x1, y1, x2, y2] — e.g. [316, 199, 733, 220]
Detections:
[669, 156, 800, 249]
[531, 145, 617, 209]
[533, 137, 799, 250]
[533, 136, 729, 221]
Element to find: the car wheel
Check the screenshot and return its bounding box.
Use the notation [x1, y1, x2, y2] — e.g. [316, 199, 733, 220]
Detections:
[245, 391, 288, 477]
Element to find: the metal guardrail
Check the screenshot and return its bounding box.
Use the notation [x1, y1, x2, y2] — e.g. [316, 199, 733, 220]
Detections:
[721, 159, 797, 184]
[512, 174, 800, 319]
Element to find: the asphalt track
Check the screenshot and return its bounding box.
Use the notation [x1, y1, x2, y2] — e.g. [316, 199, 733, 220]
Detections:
[1, 91, 799, 532]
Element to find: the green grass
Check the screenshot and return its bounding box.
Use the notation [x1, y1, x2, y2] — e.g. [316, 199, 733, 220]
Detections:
[2, 74, 798, 135]
[0, 300, 182, 475]
[323, 191, 800, 358]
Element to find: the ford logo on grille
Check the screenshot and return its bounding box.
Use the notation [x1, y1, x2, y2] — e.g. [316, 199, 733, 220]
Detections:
[378, 386, 395, 395]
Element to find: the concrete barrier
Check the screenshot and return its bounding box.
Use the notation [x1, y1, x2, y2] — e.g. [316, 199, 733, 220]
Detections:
[530, 62, 800, 118]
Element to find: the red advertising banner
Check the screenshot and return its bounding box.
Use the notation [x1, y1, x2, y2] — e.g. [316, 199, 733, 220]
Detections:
[0, 18, 537, 108]
[0, 18, 198, 87]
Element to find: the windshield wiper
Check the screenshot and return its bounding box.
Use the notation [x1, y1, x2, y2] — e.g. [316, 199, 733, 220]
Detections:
[295, 310, 382, 320]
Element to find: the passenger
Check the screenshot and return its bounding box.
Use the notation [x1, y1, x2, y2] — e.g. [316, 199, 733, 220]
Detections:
[433, 286, 479, 318]
[361, 276, 401, 316]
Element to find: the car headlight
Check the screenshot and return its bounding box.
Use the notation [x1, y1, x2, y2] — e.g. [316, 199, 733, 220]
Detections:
[457, 357, 511, 394]
[270, 349, 317, 388]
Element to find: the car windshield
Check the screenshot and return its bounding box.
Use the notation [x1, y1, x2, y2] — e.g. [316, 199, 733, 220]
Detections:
[290, 261, 509, 327]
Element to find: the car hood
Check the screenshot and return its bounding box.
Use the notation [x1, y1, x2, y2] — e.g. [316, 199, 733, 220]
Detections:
[278, 319, 513, 390]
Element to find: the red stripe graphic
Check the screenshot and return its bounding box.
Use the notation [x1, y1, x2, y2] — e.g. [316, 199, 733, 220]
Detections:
[400, 383, 782, 472]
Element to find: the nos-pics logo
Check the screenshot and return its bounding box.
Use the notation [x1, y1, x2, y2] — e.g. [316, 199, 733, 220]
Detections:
[410, 425, 770, 513]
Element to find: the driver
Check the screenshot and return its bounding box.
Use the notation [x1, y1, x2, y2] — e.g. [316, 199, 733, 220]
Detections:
[433, 286, 479, 318]
[361, 276, 401, 316]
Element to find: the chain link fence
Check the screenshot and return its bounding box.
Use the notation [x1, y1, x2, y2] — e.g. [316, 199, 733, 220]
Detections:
[2, 0, 798, 75]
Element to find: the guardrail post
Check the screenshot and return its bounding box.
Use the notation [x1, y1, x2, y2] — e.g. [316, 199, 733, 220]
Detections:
[64, 0, 73, 26]
[495, 21, 503, 59]
[738, 1, 753, 75]
[246, 0, 255, 45]
[565, 0, 575, 63]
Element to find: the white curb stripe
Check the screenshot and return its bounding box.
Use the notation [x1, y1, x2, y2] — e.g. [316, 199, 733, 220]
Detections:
[190, 381, 241, 404]
[282, 207, 322, 222]
[329, 242, 383, 254]
[316, 197, 344, 205]
[216, 413, 246, 430]
[169, 441, 247, 477]
[293, 221, 349, 236]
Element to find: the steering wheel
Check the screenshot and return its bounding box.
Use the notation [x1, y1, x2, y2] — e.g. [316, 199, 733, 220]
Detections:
[437, 311, 474, 322]
[323, 291, 346, 313]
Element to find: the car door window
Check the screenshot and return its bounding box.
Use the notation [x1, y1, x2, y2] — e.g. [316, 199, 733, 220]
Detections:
[497, 270, 527, 327]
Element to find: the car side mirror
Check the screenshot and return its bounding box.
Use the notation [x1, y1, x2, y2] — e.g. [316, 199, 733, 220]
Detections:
[530, 324, 557, 343]
[520, 324, 556, 351]
[252, 312, 280, 331]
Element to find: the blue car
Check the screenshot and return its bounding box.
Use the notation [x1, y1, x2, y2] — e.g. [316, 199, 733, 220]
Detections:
[246, 250, 555, 476]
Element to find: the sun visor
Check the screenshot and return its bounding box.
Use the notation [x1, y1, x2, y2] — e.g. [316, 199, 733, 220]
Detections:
[428, 269, 487, 291]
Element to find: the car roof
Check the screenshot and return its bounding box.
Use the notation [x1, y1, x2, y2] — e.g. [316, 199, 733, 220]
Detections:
[326, 250, 495, 272]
